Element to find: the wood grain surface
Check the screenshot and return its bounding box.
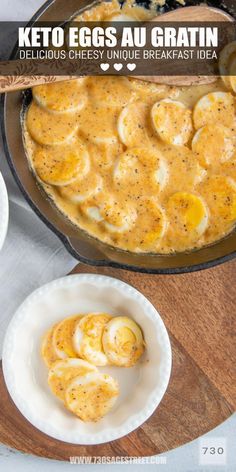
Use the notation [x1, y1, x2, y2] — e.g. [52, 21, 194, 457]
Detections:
[0, 260, 235, 461]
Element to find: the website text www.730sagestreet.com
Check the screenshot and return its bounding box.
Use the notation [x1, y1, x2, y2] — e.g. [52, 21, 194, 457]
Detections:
[69, 456, 167, 464]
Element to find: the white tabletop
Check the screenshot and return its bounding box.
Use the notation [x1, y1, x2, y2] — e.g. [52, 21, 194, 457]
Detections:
[0, 1, 235, 470]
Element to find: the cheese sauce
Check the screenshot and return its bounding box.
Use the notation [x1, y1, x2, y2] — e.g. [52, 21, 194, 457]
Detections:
[23, 1, 236, 254]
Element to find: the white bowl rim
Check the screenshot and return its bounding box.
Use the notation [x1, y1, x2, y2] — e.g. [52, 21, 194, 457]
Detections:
[2, 273, 172, 445]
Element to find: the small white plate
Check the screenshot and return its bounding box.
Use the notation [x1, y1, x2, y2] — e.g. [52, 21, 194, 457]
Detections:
[0, 173, 9, 251]
[2, 274, 172, 445]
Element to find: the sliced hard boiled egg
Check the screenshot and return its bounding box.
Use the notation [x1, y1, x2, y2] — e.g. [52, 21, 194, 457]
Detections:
[128, 79, 180, 101]
[198, 175, 236, 225]
[52, 314, 83, 359]
[166, 192, 208, 244]
[33, 138, 90, 186]
[160, 145, 206, 193]
[81, 194, 137, 233]
[193, 92, 235, 130]
[117, 101, 151, 147]
[134, 197, 167, 251]
[59, 173, 102, 203]
[151, 99, 193, 146]
[90, 142, 124, 171]
[102, 316, 145, 367]
[41, 324, 59, 368]
[192, 124, 235, 167]
[26, 101, 79, 145]
[65, 372, 119, 422]
[87, 76, 133, 108]
[100, 199, 137, 233]
[33, 79, 87, 113]
[73, 313, 111, 366]
[48, 358, 97, 400]
[78, 104, 119, 145]
[113, 147, 168, 195]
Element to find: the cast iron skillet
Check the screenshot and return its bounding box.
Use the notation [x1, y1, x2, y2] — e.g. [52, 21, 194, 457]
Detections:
[1, 0, 236, 274]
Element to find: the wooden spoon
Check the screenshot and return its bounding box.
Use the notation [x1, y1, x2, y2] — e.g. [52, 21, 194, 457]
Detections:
[0, 5, 233, 92]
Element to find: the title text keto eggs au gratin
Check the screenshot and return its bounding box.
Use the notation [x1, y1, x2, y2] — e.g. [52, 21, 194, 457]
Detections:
[23, 5, 236, 254]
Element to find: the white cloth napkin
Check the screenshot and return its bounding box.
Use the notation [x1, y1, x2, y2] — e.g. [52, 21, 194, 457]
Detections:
[0, 135, 77, 355]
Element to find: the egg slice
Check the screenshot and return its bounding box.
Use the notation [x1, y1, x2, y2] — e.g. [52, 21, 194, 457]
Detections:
[78, 104, 119, 145]
[133, 197, 167, 251]
[33, 138, 90, 186]
[113, 147, 168, 196]
[166, 192, 208, 247]
[59, 173, 102, 203]
[193, 92, 235, 130]
[151, 99, 193, 146]
[117, 102, 151, 147]
[198, 175, 236, 226]
[48, 358, 97, 400]
[102, 316, 145, 367]
[219, 41, 236, 90]
[52, 315, 83, 359]
[33, 79, 87, 113]
[161, 145, 206, 193]
[73, 313, 111, 366]
[128, 79, 179, 101]
[41, 324, 59, 368]
[81, 194, 137, 233]
[221, 159, 236, 182]
[101, 199, 137, 234]
[26, 101, 79, 145]
[89, 142, 124, 171]
[87, 76, 133, 108]
[65, 372, 119, 422]
[192, 124, 235, 167]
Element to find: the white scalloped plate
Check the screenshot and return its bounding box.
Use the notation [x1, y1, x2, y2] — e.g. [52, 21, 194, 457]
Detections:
[0, 173, 9, 251]
[2, 274, 172, 445]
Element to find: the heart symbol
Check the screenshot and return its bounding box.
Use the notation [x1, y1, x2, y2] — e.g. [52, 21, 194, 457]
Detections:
[114, 63, 123, 71]
[100, 63, 109, 71]
[127, 63, 136, 71]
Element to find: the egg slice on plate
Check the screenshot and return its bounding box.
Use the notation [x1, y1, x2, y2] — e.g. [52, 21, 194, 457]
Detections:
[33, 79, 87, 113]
[117, 101, 151, 147]
[33, 138, 90, 186]
[133, 197, 167, 251]
[41, 324, 59, 368]
[113, 147, 168, 195]
[192, 124, 235, 167]
[219, 41, 236, 90]
[102, 316, 145, 367]
[87, 76, 133, 108]
[151, 99, 193, 146]
[65, 372, 119, 422]
[166, 192, 208, 248]
[78, 104, 119, 145]
[73, 313, 111, 366]
[26, 101, 79, 145]
[48, 358, 97, 400]
[193, 92, 235, 130]
[81, 194, 137, 233]
[52, 314, 83, 359]
[198, 175, 236, 226]
[59, 173, 102, 203]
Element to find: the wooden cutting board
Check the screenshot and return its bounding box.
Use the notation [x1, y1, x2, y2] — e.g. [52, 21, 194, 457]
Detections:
[0, 260, 235, 461]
